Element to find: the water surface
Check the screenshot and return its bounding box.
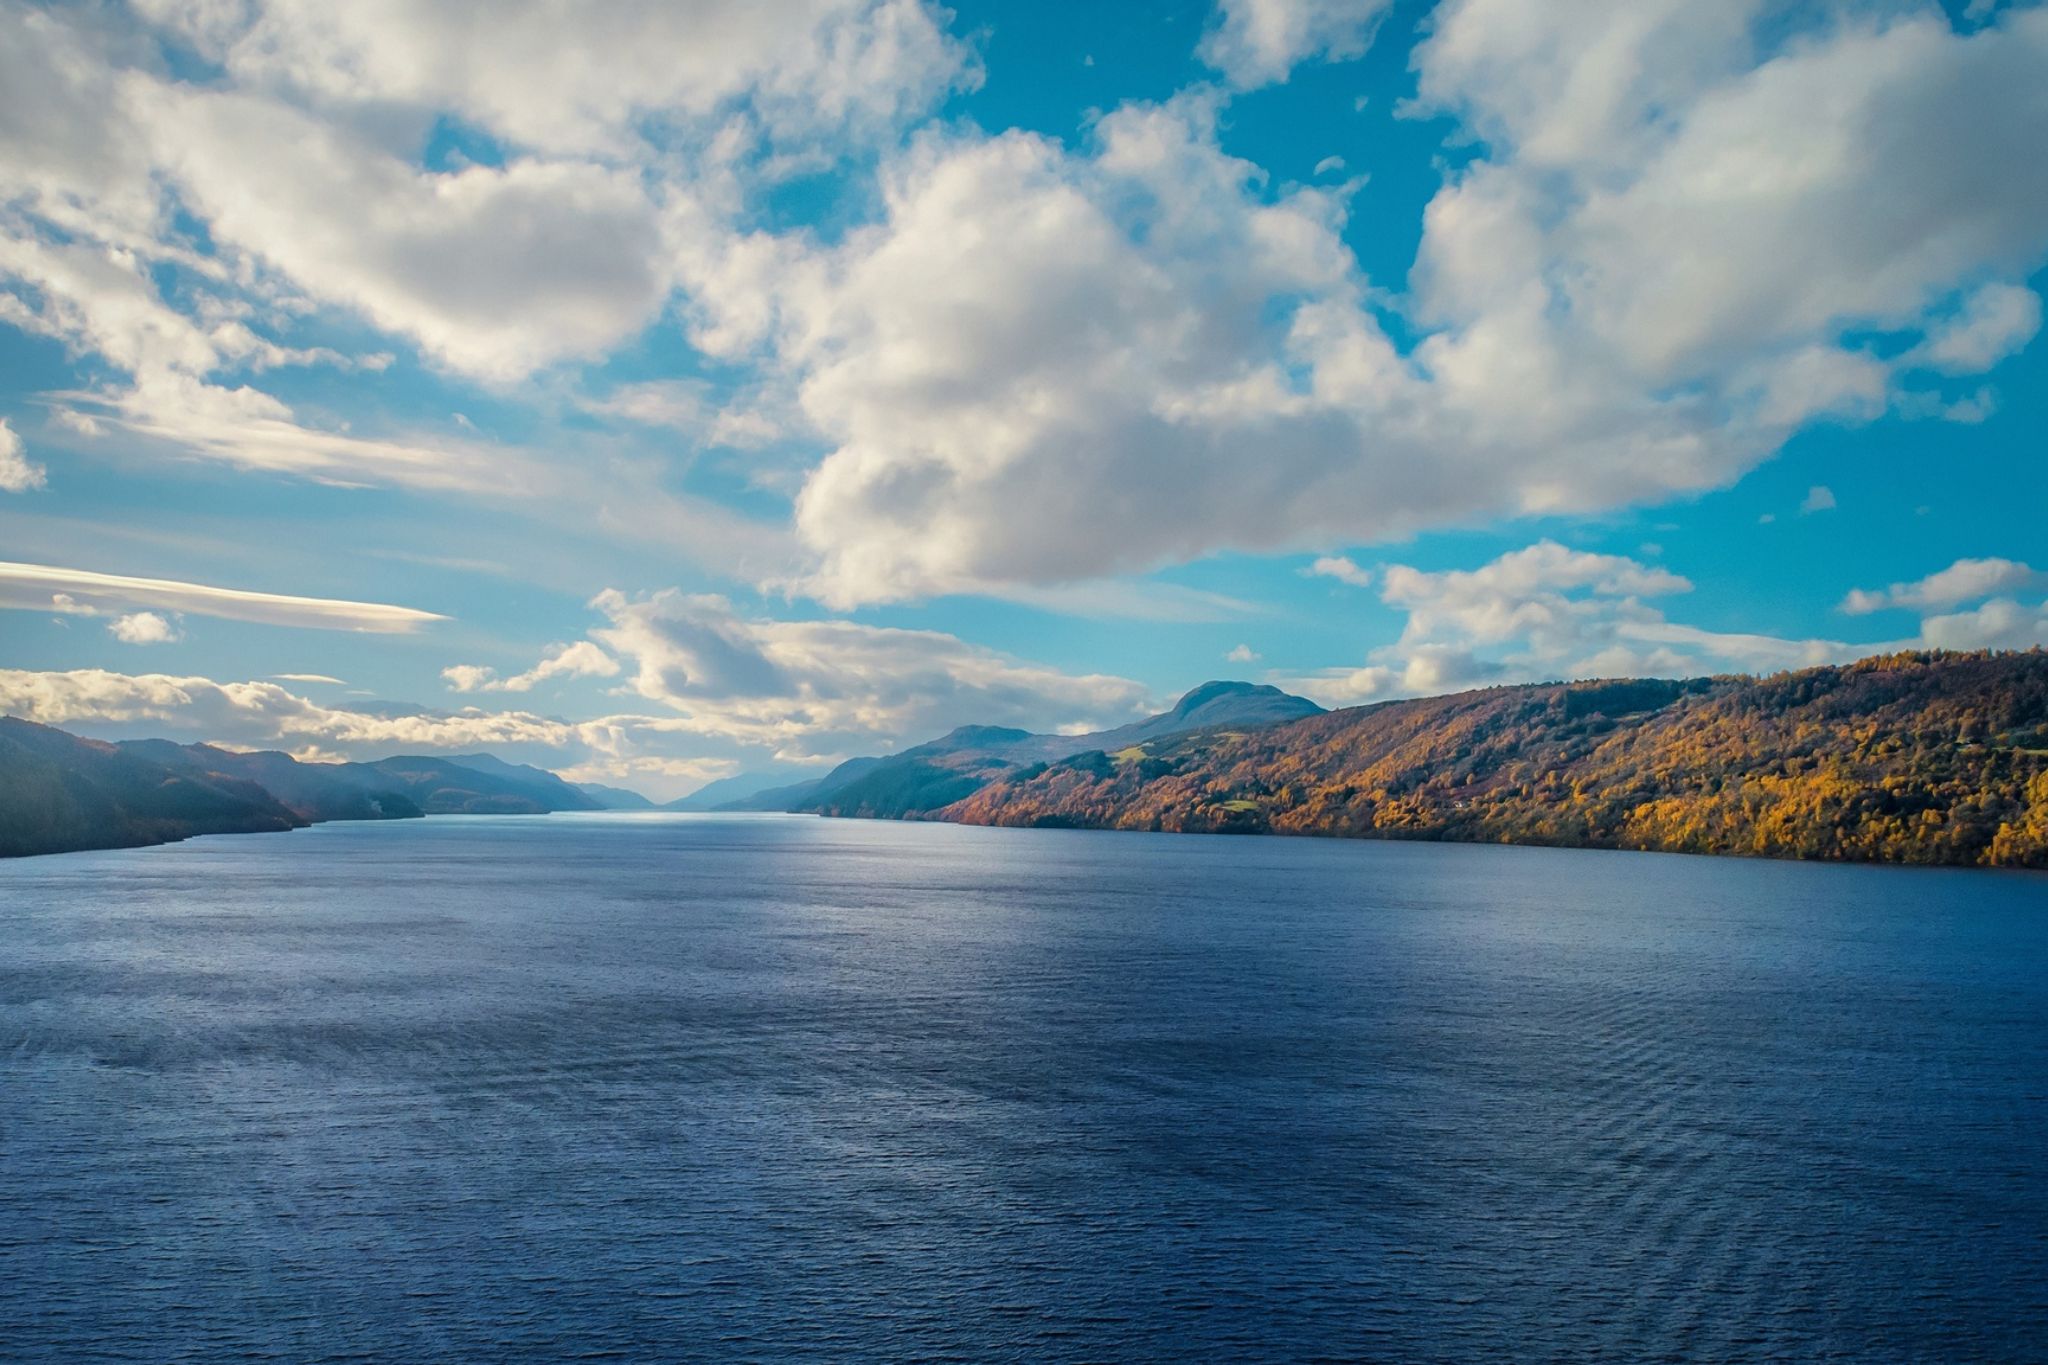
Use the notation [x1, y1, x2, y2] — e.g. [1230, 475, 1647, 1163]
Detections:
[2, 815, 2044, 1361]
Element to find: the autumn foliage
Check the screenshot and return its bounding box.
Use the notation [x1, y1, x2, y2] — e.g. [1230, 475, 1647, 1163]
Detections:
[940, 651, 2048, 868]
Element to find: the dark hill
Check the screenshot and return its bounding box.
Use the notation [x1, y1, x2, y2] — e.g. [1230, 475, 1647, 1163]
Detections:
[1, 718, 304, 858]
[441, 754, 605, 811]
[116, 740, 424, 822]
[348, 755, 585, 815]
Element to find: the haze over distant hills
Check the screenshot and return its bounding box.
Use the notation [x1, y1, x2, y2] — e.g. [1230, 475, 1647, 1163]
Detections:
[0, 679, 1323, 858]
[714, 681, 1326, 817]
[6, 656, 2046, 867]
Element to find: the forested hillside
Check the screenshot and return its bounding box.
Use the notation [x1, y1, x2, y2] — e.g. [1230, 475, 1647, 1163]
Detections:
[0, 725, 598, 858]
[941, 652, 2048, 868]
[0, 718, 304, 858]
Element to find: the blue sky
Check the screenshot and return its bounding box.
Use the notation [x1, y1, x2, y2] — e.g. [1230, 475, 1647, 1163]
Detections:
[2, 0, 2045, 797]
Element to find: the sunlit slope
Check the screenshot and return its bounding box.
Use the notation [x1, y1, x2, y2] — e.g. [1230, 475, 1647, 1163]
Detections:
[942, 652, 2048, 868]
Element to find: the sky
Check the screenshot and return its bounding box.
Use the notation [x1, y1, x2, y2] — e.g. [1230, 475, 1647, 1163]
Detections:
[1, 0, 2045, 799]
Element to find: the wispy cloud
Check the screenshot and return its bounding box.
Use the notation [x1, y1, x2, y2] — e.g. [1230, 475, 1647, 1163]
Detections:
[0, 418, 45, 493]
[0, 561, 446, 633]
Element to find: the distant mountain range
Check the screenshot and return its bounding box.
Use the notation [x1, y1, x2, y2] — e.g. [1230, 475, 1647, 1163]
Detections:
[8, 655, 2046, 867]
[0, 679, 1321, 858]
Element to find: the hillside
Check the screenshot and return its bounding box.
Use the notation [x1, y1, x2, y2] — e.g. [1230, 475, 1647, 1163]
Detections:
[116, 740, 424, 822]
[779, 681, 1324, 819]
[0, 718, 305, 858]
[575, 782, 657, 811]
[941, 652, 2048, 869]
[664, 767, 823, 811]
[349, 755, 602, 815]
[0, 731, 606, 858]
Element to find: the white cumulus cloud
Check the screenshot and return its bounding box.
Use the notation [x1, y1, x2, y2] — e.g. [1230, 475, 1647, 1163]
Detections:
[1842, 557, 2045, 615]
[107, 611, 181, 644]
[1275, 541, 1868, 705]
[1306, 555, 1372, 588]
[443, 641, 621, 694]
[1198, 0, 1392, 89]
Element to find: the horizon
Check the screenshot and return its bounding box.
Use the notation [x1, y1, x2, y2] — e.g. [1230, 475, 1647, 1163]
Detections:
[19, 646, 2035, 807]
[2, 0, 2045, 799]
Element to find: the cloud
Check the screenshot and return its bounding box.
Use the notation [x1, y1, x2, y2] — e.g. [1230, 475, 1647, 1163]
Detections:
[142, 0, 977, 158]
[1306, 554, 1372, 588]
[678, 7, 2048, 607]
[1907, 282, 2043, 374]
[60, 373, 541, 494]
[1841, 557, 2044, 614]
[1225, 644, 1260, 663]
[1800, 485, 1836, 514]
[0, 582, 1157, 793]
[0, 0, 974, 520]
[442, 641, 621, 694]
[273, 673, 345, 685]
[0, 667, 585, 747]
[0, 561, 447, 632]
[724, 100, 1451, 604]
[138, 84, 671, 383]
[107, 611, 181, 644]
[1199, 0, 1391, 89]
[1273, 540, 1865, 705]
[0, 663, 739, 797]
[589, 588, 1153, 757]
[4, 0, 2047, 623]
[7, 589, 1149, 777]
[1423, 8, 2048, 375]
[580, 380, 793, 450]
[1919, 598, 2048, 652]
[0, 418, 44, 492]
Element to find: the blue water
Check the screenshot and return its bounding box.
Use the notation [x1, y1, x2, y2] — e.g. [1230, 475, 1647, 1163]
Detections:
[1, 814, 2044, 1362]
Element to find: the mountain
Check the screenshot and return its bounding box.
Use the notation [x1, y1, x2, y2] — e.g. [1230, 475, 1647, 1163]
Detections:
[574, 782, 656, 810]
[940, 651, 2048, 869]
[111, 743, 596, 818]
[1, 731, 619, 857]
[345, 754, 602, 815]
[792, 683, 1325, 819]
[694, 683, 1324, 815]
[116, 740, 424, 822]
[442, 754, 606, 811]
[665, 767, 831, 812]
[1096, 681, 1325, 745]
[1, 718, 305, 858]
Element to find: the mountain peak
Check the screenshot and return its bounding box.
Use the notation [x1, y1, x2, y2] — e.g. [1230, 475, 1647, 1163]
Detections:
[1170, 680, 1268, 714]
[926, 724, 1035, 750]
[1165, 680, 1324, 723]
